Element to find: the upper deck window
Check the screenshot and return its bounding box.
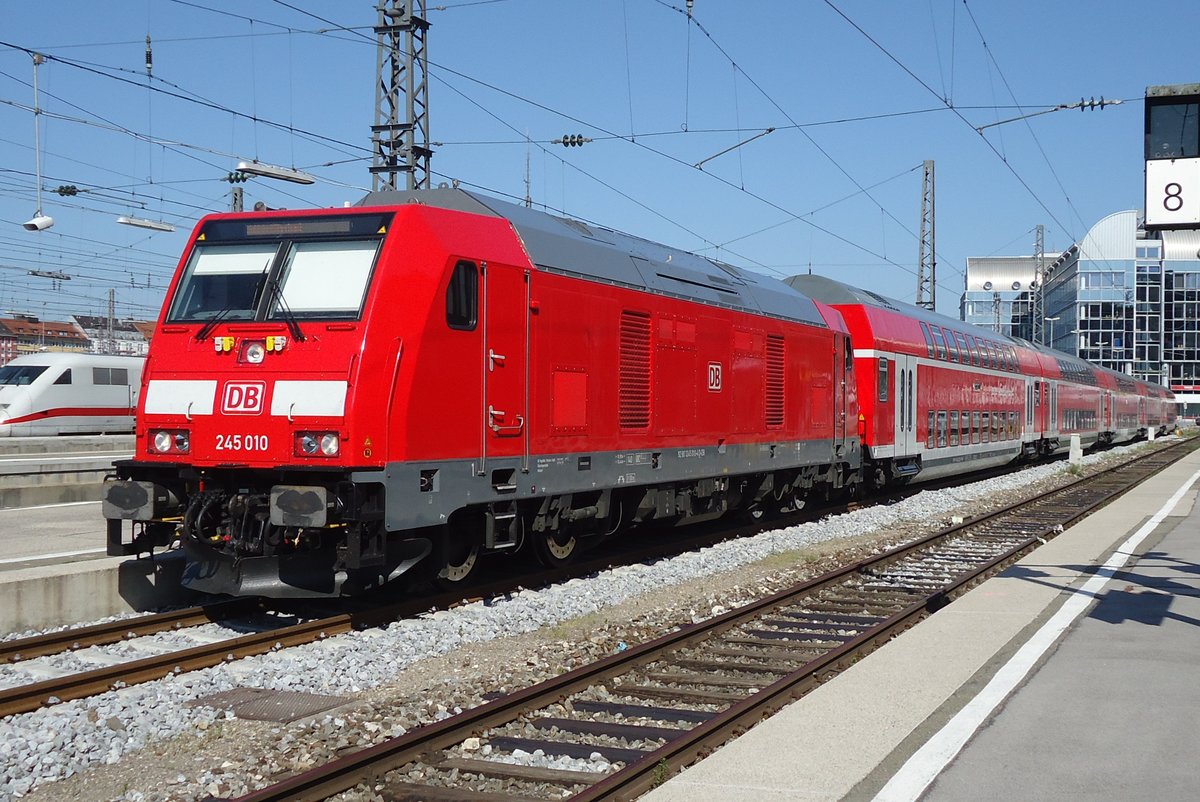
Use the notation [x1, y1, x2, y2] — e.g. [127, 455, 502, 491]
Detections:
[167, 213, 390, 324]
[930, 326, 948, 360]
[919, 322, 934, 358]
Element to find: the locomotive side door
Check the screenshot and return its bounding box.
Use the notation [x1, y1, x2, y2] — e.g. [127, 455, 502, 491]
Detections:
[481, 262, 530, 473]
[893, 354, 918, 456]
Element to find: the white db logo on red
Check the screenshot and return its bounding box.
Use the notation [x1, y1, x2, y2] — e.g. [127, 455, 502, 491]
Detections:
[707, 362, 723, 392]
[221, 381, 266, 414]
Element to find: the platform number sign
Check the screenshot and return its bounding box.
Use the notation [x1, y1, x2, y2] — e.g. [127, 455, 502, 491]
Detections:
[1145, 158, 1200, 227]
[707, 362, 723, 392]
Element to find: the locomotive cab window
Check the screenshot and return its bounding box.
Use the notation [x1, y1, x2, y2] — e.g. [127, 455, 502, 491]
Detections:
[168, 242, 277, 322]
[269, 240, 380, 319]
[53, 369, 72, 385]
[167, 213, 389, 323]
[446, 260, 479, 330]
[877, 357, 889, 401]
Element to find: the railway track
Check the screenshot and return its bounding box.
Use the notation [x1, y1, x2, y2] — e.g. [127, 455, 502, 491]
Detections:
[0, 439, 1179, 722]
[222, 437, 1195, 802]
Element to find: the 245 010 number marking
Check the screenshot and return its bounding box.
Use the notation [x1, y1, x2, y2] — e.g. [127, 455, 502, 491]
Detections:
[216, 434, 269, 452]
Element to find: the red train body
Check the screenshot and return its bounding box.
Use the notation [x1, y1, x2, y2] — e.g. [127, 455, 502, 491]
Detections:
[102, 190, 1175, 598]
[787, 275, 1177, 488]
[104, 190, 860, 596]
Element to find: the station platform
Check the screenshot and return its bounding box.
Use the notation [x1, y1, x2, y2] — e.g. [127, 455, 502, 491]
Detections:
[644, 445, 1200, 802]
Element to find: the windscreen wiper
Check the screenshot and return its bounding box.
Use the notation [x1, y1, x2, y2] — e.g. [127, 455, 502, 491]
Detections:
[194, 307, 231, 341]
[267, 277, 307, 342]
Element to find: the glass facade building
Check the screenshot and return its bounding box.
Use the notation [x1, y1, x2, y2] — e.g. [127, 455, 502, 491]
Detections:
[964, 210, 1200, 415]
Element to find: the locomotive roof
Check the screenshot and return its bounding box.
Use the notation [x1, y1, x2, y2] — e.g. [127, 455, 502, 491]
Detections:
[358, 188, 827, 328]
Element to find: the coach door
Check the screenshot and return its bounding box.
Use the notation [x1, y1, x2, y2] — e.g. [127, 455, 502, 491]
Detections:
[893, 354, 918, 455]
[481, 262, 530, 474]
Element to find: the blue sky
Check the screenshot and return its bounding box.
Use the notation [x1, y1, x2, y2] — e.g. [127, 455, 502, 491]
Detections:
[0, 1, 1195, 323]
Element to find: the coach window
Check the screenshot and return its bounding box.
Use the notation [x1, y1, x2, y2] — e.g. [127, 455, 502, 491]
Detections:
[961, 409, 970, 444]
[92, 367, 129, 385]
[877, 358, 889, 401]
[937, 410, 948, 447]
[966, 336, 980, 366]
[931, 327, 948, 361]
[446, 260, 479, 330]
[972, 411, 981, 443]
[981, 411, 990, 442]
[927, 411, 935, 448]
[920, 322, 935, 358]
[949, 411, 960, 446]
[954, 333, 970, 365]
[53, 369, 72, 385]
[1009, 410, 1018, 437]
[946, 332, 959, 363]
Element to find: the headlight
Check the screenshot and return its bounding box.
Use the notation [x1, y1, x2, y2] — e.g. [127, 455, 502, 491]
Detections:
[295, 431, 340, 458]
[150, 429, 190, 454]
[244, 341, 266, 364]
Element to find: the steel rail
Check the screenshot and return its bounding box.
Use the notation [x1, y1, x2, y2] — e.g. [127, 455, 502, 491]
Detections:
[0, 599, 259, 665]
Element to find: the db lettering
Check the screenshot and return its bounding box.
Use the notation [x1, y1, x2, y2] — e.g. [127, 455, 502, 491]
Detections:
[222, 382, 266, 414]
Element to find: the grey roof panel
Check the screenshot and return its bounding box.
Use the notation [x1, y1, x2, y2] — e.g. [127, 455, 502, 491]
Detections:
[359, 188, 826, 327]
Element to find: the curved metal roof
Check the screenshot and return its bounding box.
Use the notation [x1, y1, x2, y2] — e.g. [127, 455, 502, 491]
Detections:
[358, 188, 827, 327]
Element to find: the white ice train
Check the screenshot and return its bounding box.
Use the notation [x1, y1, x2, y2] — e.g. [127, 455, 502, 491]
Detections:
[0, 353, 144, 436]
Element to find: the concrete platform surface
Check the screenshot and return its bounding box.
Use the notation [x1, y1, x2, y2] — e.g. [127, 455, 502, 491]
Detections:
[0, 497, 195, 633]
[0, 500, 108, 568]
[643, 446, 1200, 802]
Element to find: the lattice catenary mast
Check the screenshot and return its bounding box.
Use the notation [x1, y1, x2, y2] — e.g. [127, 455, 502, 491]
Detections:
[915, 160, 936, 311]
[371, 0, 431, 191]
[1031, 224, 1046, 344]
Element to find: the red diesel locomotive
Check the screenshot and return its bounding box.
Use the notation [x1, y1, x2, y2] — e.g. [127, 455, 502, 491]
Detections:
[104, 189, 861, 597]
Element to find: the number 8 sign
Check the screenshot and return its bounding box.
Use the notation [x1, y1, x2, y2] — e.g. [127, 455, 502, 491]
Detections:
[1145, 159, 1200, 227]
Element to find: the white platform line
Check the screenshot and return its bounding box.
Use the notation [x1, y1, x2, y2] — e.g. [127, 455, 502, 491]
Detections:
[0, 454, 131, 464]
[0, 500, 101, 513]
[0, 547, 108, 565]
[874, 466, 1200, 802]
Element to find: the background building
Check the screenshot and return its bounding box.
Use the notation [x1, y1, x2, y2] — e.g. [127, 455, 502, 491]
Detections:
[70, 315, 152, 357]
[961, 256, 1039, 338]
[0, 315, 152, 367]
[964, 209, 1200, 415]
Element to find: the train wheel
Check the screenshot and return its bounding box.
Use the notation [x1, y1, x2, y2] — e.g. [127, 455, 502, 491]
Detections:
[531, 530, 579, 568]
[435, 520, 482, 587]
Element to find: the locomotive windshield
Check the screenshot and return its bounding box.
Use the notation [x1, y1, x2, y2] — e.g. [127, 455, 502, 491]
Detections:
[167, 213, 389, 323]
